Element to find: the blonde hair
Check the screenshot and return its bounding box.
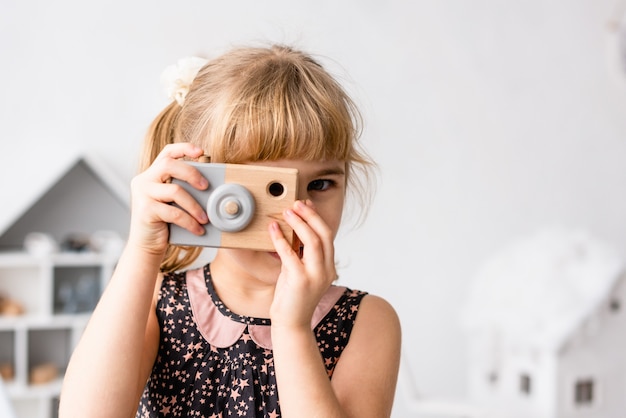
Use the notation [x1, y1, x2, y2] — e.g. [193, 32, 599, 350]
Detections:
[140, 44, 375, 272]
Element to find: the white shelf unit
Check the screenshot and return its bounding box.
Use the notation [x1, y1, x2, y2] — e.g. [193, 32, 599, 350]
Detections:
[0, 251, 116, 418]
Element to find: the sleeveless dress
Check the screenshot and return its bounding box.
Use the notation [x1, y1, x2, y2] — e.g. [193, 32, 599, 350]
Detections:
[136, 264, 367, 418]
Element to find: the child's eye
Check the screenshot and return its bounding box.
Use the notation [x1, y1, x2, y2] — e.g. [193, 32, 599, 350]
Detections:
[307, 179, 335, 192]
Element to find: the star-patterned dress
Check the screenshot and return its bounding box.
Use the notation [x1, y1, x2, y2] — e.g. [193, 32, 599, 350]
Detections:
[136, 264, 367, 418]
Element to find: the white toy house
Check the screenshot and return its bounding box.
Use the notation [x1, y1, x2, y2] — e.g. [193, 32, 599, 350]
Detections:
[0, 155, 129, 418]
[462, 228, 626, 418]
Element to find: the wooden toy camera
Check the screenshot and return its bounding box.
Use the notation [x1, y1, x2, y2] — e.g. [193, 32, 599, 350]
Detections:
[169, 162, 299, 251]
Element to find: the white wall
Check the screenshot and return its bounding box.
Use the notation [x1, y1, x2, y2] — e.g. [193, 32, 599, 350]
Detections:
[1, 1, 626, 416]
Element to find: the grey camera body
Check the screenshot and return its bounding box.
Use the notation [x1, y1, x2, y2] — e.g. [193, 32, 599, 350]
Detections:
[169, 162, 299, 251]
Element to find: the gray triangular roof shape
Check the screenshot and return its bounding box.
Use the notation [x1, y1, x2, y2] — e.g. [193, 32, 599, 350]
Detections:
[0, 156, 130, 251]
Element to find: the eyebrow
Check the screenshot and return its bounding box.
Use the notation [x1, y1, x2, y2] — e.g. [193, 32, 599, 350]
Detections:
[314, 167, 346, 177]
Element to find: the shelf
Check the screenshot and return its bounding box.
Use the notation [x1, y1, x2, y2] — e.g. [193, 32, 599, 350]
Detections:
[0, 250, 117, 418]
[11, 387, 60, 418]
[53, 266, 101, 314]
[6, 378, 63, 399]
[0, 251, 117, 266]
[0, 314, 90, 331]
[0, 253, 41, 268]
[0, 265, 42, 316]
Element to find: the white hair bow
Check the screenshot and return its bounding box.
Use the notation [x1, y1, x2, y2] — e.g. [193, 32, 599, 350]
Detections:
[160, 56, 209, 105]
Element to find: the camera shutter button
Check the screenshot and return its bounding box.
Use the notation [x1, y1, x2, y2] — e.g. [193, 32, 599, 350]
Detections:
[223, 200, 240, 216]
[207, 184, 255, 232]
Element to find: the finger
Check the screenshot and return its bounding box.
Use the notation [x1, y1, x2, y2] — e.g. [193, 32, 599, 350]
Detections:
[269, 221, 300, 263]
[153, 158, 209, 191]
[150, 143, 207, 185]
[148, 182, 208, 225]
[283, 208, 326, 267]
[289, 201, 334, 259]
[132, 180, 208, 230]
[304, 199, 316, 209]
[153, 201, 206, 235]
[155, 142, 205, 163]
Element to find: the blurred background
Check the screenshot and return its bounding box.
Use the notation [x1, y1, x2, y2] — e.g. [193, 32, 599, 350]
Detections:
[1, 1, 626, 417]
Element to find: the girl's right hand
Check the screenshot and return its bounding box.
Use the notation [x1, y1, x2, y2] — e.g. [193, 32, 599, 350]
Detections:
[128, 142, 209, 256]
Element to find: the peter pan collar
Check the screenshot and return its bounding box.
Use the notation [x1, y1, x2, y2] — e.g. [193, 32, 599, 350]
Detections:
[186, 267, 346, 350]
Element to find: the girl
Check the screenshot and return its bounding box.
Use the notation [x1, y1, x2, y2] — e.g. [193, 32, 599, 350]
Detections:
[59, 44, 401, 418]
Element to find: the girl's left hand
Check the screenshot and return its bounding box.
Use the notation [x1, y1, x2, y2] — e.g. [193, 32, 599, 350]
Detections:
[268, 200, 336, 329]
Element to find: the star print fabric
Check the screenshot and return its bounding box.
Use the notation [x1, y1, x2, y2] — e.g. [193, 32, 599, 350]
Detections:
[136, 264, 367, 417]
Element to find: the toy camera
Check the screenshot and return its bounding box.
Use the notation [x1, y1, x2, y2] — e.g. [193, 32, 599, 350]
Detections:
[168, 162, 300, 251]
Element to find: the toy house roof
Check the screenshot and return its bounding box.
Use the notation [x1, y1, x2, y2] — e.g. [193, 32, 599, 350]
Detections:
[461, 227, 625, 353]
[0, 154, 130, 251]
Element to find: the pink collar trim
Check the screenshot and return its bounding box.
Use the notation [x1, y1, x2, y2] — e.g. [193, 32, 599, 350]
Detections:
[186, 268, 346, 350]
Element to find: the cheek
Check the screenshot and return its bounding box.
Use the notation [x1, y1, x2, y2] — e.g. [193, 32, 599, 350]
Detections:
[319, 201, 344, 237]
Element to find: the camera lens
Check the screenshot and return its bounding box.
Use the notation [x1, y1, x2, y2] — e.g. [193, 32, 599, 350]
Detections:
[268, 182, 285, 197]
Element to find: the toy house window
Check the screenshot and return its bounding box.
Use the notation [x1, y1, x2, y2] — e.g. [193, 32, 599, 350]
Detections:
[520, 374, 531, 395]
[574, 379, 594, 405]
